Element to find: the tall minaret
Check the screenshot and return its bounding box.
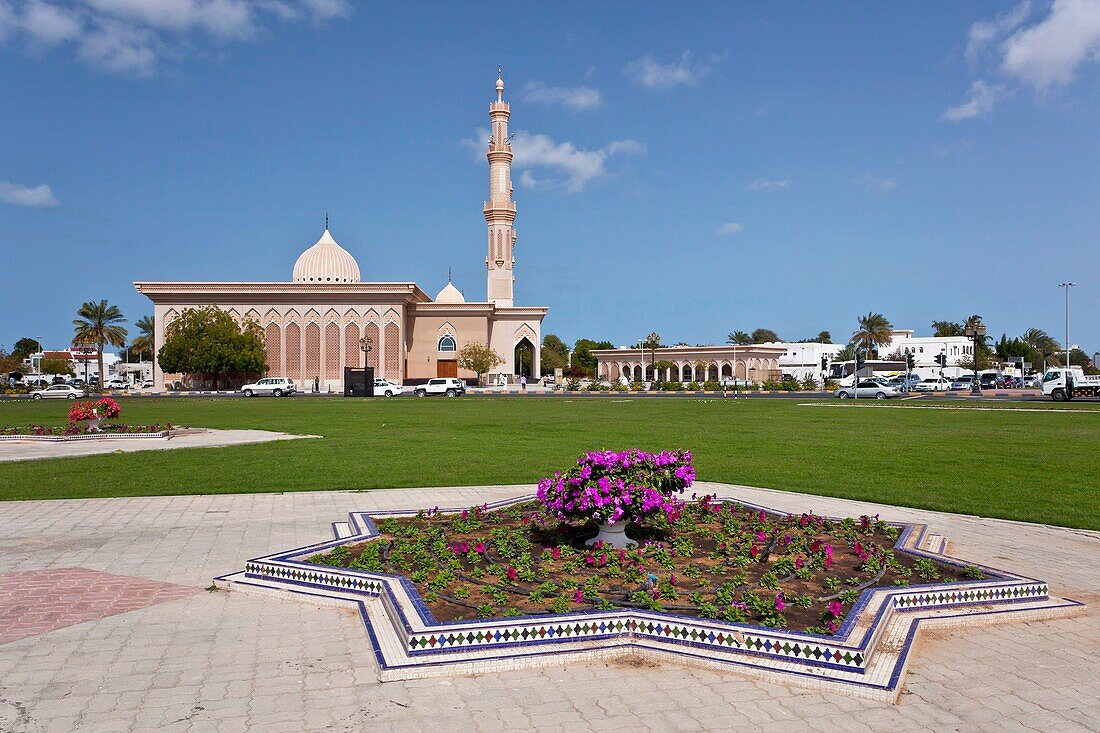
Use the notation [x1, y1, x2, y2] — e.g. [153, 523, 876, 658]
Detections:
[484, 66, 516, 307]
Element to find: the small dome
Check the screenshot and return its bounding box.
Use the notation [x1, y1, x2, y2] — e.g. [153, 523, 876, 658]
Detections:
[435, 281, 465, 304]
[292, 228, 361, 283]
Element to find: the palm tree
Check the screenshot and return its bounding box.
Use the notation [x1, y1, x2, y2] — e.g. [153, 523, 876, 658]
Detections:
[727, 331, 752, 345]
[1021, 327, 1060, 371]
[73, 300, 128, 389]
[131, 315, 155, 362]
[931, 320, 964, 337]
[851, 312, 893, 357]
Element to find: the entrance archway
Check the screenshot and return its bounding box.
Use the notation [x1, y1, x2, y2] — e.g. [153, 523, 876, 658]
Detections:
[514, 337, 534, 377]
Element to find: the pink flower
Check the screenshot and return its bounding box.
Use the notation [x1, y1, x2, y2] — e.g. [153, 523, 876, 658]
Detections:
[506, 566, 517, 582]
[749, 544, 760, 558]
[775, 593, 786, 612]
[584, 554, 596, 566]
[756, 530, 767, 542]
[460, 510, 469, 520]
[828, 600, 843, 617]
[670, 574, 678, 586]
[572, 589, 583, 603]
[795, 556, 804, 570]
[551, 547, 561, 560]
[474, 542, 486, 554]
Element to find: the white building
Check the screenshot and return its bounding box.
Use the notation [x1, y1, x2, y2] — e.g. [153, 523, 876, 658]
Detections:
[24, 349, 121, 381]
[758, 342, 847, 381]
[874, 330, 974, 378]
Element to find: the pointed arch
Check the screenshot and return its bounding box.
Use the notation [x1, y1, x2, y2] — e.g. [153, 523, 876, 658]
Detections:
[304, 322, 321, 382]
[264, 309, 281, 325]
[285, 323, 301, 381]
[344, 322, 362, 369]
[383, 321, 400, 380]
[364, 321, 380, 370]
[264, 323, 281, 376]
[324, 308, 340, 324]
[324, 321, 340, 380]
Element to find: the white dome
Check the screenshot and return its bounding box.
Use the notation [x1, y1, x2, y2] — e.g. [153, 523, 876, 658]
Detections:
[292, 228, 361, 283]
[435, 281, 465, 304]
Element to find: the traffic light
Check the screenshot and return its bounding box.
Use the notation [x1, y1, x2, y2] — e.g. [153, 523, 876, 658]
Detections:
[820, 354, 828, 372]
[936, 353, 947, 368]
[854, 350, 865, 373]
[905, 351, 915, 370]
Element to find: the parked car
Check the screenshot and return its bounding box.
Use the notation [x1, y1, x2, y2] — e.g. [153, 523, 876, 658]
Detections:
[104, 379, 129, 390]
[1022, 375, 1042, 389]
[1001, 376, 1021, 388]
[240, 377, 297, 397]
[414, 377, 466, 397]
[913, 377, 952, 392]
[68, 378, 86, 388]
[24, 377, 50, 389]
[140, 379, 155, 389]
[950, 375, 976, 391]
[31, 384, 87, 400]
[373, 378, 404, 397]
[978, 373, 1003, 390]
[834, 380, 900, 400]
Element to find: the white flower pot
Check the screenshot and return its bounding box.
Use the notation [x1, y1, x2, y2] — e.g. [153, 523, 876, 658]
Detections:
[78, 418, 102, 432]
[586, 519, 636, 548]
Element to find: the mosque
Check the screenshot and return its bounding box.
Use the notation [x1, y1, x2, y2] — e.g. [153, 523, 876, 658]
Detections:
[135, 70, 546, 390]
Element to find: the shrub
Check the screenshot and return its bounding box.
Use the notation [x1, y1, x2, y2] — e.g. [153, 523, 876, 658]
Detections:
[537, 449, 695, 525]
[684, 381, 700, 391]
[762, 380, 783, 391]
[629, 382, 644, 391]
[662, 381, 683, 391]
[702, 380, 721, 391]
[611, 383, 629, 392]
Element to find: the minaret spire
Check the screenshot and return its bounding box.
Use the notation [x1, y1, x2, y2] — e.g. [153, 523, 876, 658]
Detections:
[325, 212, 329, 231]
[485, 67, 516, 307]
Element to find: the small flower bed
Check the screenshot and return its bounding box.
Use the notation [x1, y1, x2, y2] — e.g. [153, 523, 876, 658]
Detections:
[537, 449, 694, 526]
[0, 423, 175, 437]
[68, 398, 121, 422]
[306, 496, 983, 631]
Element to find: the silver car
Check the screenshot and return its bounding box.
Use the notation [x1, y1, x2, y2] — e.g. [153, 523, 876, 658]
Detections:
[31, 384, 88, 400]
[835, 380, 900, 400]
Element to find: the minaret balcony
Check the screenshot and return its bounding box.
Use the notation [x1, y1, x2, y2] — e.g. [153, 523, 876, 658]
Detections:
[484, 201, 516, 213]
[489, 102, 510, 114]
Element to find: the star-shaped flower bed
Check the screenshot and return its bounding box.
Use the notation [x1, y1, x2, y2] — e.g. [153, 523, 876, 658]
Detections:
[217, 495, 1083, 701]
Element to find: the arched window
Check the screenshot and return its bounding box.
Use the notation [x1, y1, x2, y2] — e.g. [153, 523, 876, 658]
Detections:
[438, 335, 457, 352]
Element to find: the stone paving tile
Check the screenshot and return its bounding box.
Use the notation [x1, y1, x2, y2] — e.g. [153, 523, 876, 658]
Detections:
[0, 484, 1096, 732]
[0, 568, 200, 645]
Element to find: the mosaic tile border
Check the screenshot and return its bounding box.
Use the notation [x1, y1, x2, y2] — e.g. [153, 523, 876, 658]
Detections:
[216, 493, 1084, 701]
[0, 430, 171, 443]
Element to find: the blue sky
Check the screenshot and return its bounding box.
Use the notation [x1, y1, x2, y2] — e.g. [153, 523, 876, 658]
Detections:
[1, 0, 1098, 353]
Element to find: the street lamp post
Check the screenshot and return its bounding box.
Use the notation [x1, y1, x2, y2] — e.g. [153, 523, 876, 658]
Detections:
[359, 335, 373, 396]
[964, 322, 986, 394]
[1059, 282, 1075, 371]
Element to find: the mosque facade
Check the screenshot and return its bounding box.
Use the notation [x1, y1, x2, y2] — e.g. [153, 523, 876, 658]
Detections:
[135, 71, 545, 390]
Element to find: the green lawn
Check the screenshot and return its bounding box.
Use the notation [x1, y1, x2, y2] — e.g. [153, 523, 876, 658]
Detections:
[0, 397, 1097, 529]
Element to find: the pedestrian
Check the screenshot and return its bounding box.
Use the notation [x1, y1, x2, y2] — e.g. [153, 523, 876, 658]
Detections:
[520, 375, 527, 391]
[313, 376, 319, 393]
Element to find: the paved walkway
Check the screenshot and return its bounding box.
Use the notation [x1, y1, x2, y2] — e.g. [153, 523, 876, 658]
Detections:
[0, 429, 320, 463]
[0, 484, 1096, 732]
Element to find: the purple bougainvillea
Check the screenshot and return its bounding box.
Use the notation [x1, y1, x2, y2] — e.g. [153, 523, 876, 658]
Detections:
[536, 449, 694, 525]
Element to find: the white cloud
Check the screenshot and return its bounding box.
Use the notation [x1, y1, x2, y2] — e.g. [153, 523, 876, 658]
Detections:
[522, 81, 603, 112]
[0, 0, 352, 75]
[464, 128, 645, 193]
[1002, 0, 1100, 90]
[857, 173, 897, 192]
[966, 1, 1032, 61]
[947, 0, 1100, 119]
[748, 178, 790, 192]
[714, 222, 744, 237]
[942, 79, 1007, 121]
[0, 181, 59, 207]
[624, 51, 720, 90]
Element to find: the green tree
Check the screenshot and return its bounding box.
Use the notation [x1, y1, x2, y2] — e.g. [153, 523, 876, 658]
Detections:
[931, 320, 965, 337]
[1021, 328, 1059, 371]
[750, 329, 779, 344]
[833, 344, 856, 361]
[816, 331, 832, 344]
[727, 331, 752, 345]
[572, 338, 613, 376]
[540, 334, 569, 373]
[457, 342, 504, 384]
[0, 346, 22, 377]
[73, 300, 128, 388]
[850, 313, 893, 356]
[40, 357, 75, 377]
[12, 338, 41, 357]
[157, 307, 266, 389]
[131, 315, 155, 362]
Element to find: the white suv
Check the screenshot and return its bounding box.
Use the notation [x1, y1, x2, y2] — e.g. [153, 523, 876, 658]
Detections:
[413, 378, 466, 398]
[241, 377, 297, 397]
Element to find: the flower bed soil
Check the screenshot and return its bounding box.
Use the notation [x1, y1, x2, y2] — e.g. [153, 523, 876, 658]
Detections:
[306, 498, 983, 633]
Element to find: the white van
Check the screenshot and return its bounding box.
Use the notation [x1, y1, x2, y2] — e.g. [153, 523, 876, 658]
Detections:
[240, 377, 297, 397]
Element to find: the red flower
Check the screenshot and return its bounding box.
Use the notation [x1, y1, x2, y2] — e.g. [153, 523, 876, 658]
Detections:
[506, 566, 517, 582]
